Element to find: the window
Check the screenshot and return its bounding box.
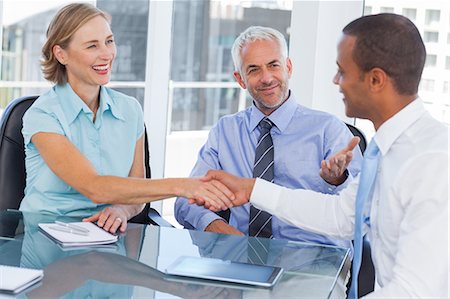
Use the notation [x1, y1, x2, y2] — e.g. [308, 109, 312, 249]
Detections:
[424, 31, 439, 43]
[446, 56, 450, 70]
[425, 54, 437, 67]
[443, 81, 450, 94]
[425, 9, 440, 26]
[421, 79, 435, 92]
[0, 5, 55, 106]
[168, 1, 292, 132]
[380, 7, 394, 13]
[402, 8, 416, 21]
[97, 0, 149, 105]
[0, 0, 148, 111]
[365, 6, 372, 15]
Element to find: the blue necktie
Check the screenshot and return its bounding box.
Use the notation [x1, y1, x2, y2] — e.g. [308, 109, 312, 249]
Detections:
[249, 117, 274, 238]
[349, 140, 380, 299]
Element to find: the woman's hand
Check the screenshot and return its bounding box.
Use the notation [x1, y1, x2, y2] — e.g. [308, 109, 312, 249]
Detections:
[179, 178, 236, 211]
[188, 170, 254, 211]
[83, 204, 142, 233]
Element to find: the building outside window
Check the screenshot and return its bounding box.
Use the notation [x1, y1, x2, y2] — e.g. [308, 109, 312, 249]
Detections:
[424, 30, 439, 43]
[380, 7, 394, 13]
[425, 54, 438, 67]
[425, 9, 440, 26]
[443, 81, 450, 94]
[402, 8, 417, 20]
[421, 79, 435, 92]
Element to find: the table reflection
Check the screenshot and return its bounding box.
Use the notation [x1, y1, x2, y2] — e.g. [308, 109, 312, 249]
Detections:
[0, 211, 349, 299]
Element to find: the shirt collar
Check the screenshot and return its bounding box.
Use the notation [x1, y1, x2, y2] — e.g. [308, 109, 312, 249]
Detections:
[249, 90, 297, 133]
[99, 86, 125, 121]
[373, 98, 426, 156]
[55, 83, 124, 124]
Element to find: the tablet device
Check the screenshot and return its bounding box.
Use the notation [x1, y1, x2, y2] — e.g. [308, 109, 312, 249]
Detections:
[165, 256, 284, 287]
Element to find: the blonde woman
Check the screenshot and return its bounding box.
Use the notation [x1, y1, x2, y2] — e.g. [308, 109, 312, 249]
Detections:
[20, 3, 233, 233]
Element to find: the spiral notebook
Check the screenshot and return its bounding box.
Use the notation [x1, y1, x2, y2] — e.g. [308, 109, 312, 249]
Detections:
[0, 265, 43, 294]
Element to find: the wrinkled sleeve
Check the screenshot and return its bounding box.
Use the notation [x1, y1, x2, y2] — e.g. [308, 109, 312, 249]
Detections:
[364, 152, 449, 298]
[251, 177, 358, 240]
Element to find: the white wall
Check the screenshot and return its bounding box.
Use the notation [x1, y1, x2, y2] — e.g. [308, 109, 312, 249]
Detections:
[162, 131, 209, 226]
[289, 1, 363, 121]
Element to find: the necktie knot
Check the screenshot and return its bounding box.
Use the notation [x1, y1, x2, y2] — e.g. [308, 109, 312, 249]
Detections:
[259, 118, 273, 132]
[366, 140, 380, 159]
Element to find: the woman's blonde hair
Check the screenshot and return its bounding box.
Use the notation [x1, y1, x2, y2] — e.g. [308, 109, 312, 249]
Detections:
[41, 3, 111, 85]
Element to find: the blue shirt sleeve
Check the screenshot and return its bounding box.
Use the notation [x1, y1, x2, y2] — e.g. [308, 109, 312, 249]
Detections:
[174, 126, 223, 230]
[22, 106, 65, 147]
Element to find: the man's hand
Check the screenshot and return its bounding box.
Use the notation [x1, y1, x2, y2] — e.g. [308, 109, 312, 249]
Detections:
[179, 177, 236, 211]
[188, 170, 255, 211]
[320, 137, 360, 186]
[205, 219, 244, 236]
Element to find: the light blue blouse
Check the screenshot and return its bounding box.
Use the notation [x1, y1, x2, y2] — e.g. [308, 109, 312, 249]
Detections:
[20, 83, 144, 216]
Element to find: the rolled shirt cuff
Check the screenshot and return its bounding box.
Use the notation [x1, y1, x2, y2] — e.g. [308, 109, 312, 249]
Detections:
[196, 211, 224, 231]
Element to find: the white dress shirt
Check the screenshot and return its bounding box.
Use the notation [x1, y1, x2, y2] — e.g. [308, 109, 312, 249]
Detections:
[250, 99, 449, 298]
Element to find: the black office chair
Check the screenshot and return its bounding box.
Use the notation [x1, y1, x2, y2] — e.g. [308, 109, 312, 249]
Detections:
[0, 95, 172, 227]
[346, 123, 367, 154]
[345, 122, 375, 297]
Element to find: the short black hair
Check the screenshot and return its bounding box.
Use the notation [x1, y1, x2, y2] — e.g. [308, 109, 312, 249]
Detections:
[343, 13, 426, 95]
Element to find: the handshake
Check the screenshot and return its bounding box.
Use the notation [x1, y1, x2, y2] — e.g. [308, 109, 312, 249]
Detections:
[188, 137, 359, 211]
[187, 170, 256, 212]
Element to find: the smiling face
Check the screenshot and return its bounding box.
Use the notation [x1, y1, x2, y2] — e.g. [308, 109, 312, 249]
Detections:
[234, 39, 292, 115]
[53, 15, 116, 97]
[333, 34, 372, 119]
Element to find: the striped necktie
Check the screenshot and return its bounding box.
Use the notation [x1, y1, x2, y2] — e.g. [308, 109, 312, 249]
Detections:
[349, 140, 380, 299]
[249, 117, 274, 238]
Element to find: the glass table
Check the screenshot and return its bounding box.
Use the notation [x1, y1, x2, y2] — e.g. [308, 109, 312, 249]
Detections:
[0, 210, 350, 298]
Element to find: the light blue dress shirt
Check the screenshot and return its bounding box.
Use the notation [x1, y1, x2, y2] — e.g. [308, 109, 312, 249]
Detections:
[175, 93, 363, 248]
[20, 83, 144, 217]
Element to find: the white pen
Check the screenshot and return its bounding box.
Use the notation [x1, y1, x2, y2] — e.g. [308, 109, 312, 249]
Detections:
[55, 221, 89, 233]
[48, 225, 89, 236]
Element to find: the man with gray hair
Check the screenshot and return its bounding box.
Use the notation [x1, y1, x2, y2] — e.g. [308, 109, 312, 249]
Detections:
[175, 26, 362, 248]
